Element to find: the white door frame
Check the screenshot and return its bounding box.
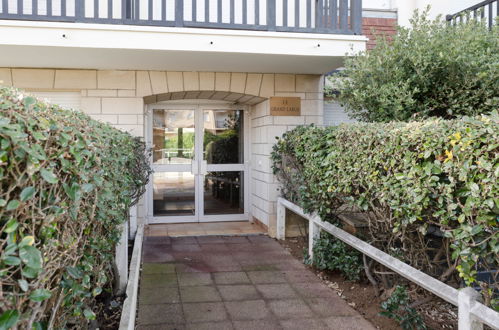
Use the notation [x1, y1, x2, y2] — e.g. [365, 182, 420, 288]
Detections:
[145, 101, 251, 224]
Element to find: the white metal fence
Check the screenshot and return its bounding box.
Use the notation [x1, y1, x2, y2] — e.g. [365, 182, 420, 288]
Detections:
[276, 197, 499, 330]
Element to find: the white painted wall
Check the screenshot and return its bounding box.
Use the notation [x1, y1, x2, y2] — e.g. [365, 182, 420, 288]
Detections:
[323, 100, 356, 126]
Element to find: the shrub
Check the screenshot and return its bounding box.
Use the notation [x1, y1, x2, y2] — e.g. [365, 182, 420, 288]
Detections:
[330, 10, 499, 122]
[271, 113, 498, 306]
[0, 87, 151, 328]
[311, 232, 363, 281]
[380, 286, 427, 330]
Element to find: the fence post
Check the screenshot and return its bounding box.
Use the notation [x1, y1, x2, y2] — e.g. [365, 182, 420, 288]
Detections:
[75, 0, 85, 21]
[267, 0, 276, 31]
[308, 219, 320, 260]
[458, 287, 483, 330]
[129, 205, 138, 240]
[175, 0, 184, 26]
[350, 0, 362, 34]
[114, 222, 128, 295]
[276, 199, 286, 240]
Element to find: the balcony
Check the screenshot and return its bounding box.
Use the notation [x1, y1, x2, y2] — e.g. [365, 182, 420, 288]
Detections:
[446, 0, 497, 30]
[0, 0, 366, 73]
[0, 0, 362, 34]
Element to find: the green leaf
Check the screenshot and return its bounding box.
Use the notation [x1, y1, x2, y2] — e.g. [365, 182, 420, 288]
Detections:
[40, 169, 58, 184]
[19, 246, 42, 270]
[66, 266, 83, 279]
[29, 289, 51, 302]
[22, 266, 40, 279]
[6, 200, 20, 211]
[18, 279, 29, 292]
[3, 244, 17, 256]
[20, 187, 36, 202]
[0, 199, 6, 207]
[0, 310, 19, 330]
[92, 287, 102, 297]
[3, 219, 19, 234]
[3, 256, 21, 266]
[82, 183, 94, 193]
[32, 322, 46, 330]
[19, 236, 35, 248]
[83, 308, 96, 320]
[24, 96, 36, 106]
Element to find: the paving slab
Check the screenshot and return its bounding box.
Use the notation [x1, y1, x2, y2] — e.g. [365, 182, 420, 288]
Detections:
[138, 234, 375, 330]
[137, 303, 184, 325]
[142, 263, 176, 275]
[139, 286, 180, 305]
[233, 319, 281, 330]
[280, 318, 329, 330]
[180, 285, 222, 303]
[213, 272, 251, 285]
[186, 321, 233, 330]
[267, 299, 315, 319]
[256, 283, 298, 299]
[183, 302, 228, 323]
[218, 285, 261, 301]
[224, 300, 272, 320]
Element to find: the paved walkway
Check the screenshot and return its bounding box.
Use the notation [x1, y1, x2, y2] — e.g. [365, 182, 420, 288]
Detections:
[138, 235, 375, 330]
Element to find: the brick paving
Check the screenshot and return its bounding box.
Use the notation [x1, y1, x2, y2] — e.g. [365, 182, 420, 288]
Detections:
[137, 235, 375, 330]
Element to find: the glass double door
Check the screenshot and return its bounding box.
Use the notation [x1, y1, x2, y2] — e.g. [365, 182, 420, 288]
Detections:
[148, 104, 248, 223]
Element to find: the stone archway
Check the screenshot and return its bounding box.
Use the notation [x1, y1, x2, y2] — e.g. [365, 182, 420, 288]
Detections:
[144, 90, 266, 105]
[136, 71, 275, 106]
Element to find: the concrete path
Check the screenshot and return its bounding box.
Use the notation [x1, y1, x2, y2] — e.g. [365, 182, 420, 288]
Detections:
[137, 235, 375, 330]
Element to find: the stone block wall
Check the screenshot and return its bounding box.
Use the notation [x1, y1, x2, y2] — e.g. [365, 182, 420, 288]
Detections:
[250, 74, 323, 236]
[0, 68, 323, 236]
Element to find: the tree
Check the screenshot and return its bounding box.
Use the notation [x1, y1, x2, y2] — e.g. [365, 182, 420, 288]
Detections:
[330, 9, 499, 122]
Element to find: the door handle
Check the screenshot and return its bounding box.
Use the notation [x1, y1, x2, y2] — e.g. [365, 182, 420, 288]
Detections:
[200, 160, 208, 175]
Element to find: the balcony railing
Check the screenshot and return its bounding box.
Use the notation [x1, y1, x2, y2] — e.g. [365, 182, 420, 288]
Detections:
[446, 0, 497, 30]
[0, 0, 362, 34]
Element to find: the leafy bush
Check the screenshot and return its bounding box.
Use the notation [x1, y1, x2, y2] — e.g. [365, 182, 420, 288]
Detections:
[271, 113, 498, 305]
[311, 232, 363, 281]
[330, 10, 499, 122]
[380, 286, 427, 330]
[0, 87, 151, 328]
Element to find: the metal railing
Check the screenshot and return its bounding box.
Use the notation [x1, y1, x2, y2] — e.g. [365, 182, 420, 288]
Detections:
[0, 0, 362, 34]
[276, 197, 499, 330]
[446, 0, 497, 30]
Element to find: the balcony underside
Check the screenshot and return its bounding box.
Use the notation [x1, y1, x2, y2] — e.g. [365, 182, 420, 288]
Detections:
[0, 21, 366, 73]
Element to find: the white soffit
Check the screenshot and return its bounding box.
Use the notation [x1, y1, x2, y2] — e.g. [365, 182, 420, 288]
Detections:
[0, 21, 367, 74]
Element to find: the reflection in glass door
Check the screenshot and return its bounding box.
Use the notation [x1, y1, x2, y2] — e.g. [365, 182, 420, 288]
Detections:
[148, 105, 248, 223]
[152, 109, 197, 220]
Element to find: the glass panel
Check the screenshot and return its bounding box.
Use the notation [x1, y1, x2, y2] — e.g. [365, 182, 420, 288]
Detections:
[204, 171, 244, 215]
[153, 172, 195, 216]
[153, 109, 195, 164]
[203, 110, 243, 164]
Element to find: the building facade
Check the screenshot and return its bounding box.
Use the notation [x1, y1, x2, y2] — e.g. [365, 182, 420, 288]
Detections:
[3, 0, 474, 237]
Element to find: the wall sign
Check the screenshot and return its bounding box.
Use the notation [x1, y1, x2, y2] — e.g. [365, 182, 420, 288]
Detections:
[270, 97, 301, 116]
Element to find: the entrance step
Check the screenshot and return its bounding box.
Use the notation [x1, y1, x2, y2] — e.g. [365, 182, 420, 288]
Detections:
[146, 221, 267, 237]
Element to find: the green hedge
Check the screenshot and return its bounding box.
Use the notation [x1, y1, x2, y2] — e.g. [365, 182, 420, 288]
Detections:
[0, 87, 151, 328]
[271, 113, 498, 306]
[330, 11, 499, 122]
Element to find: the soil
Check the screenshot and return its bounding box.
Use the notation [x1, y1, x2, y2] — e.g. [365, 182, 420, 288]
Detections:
[279, 236, 458, 330]
[94, 293, 125, 330]
[93, 240, 134, 329]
